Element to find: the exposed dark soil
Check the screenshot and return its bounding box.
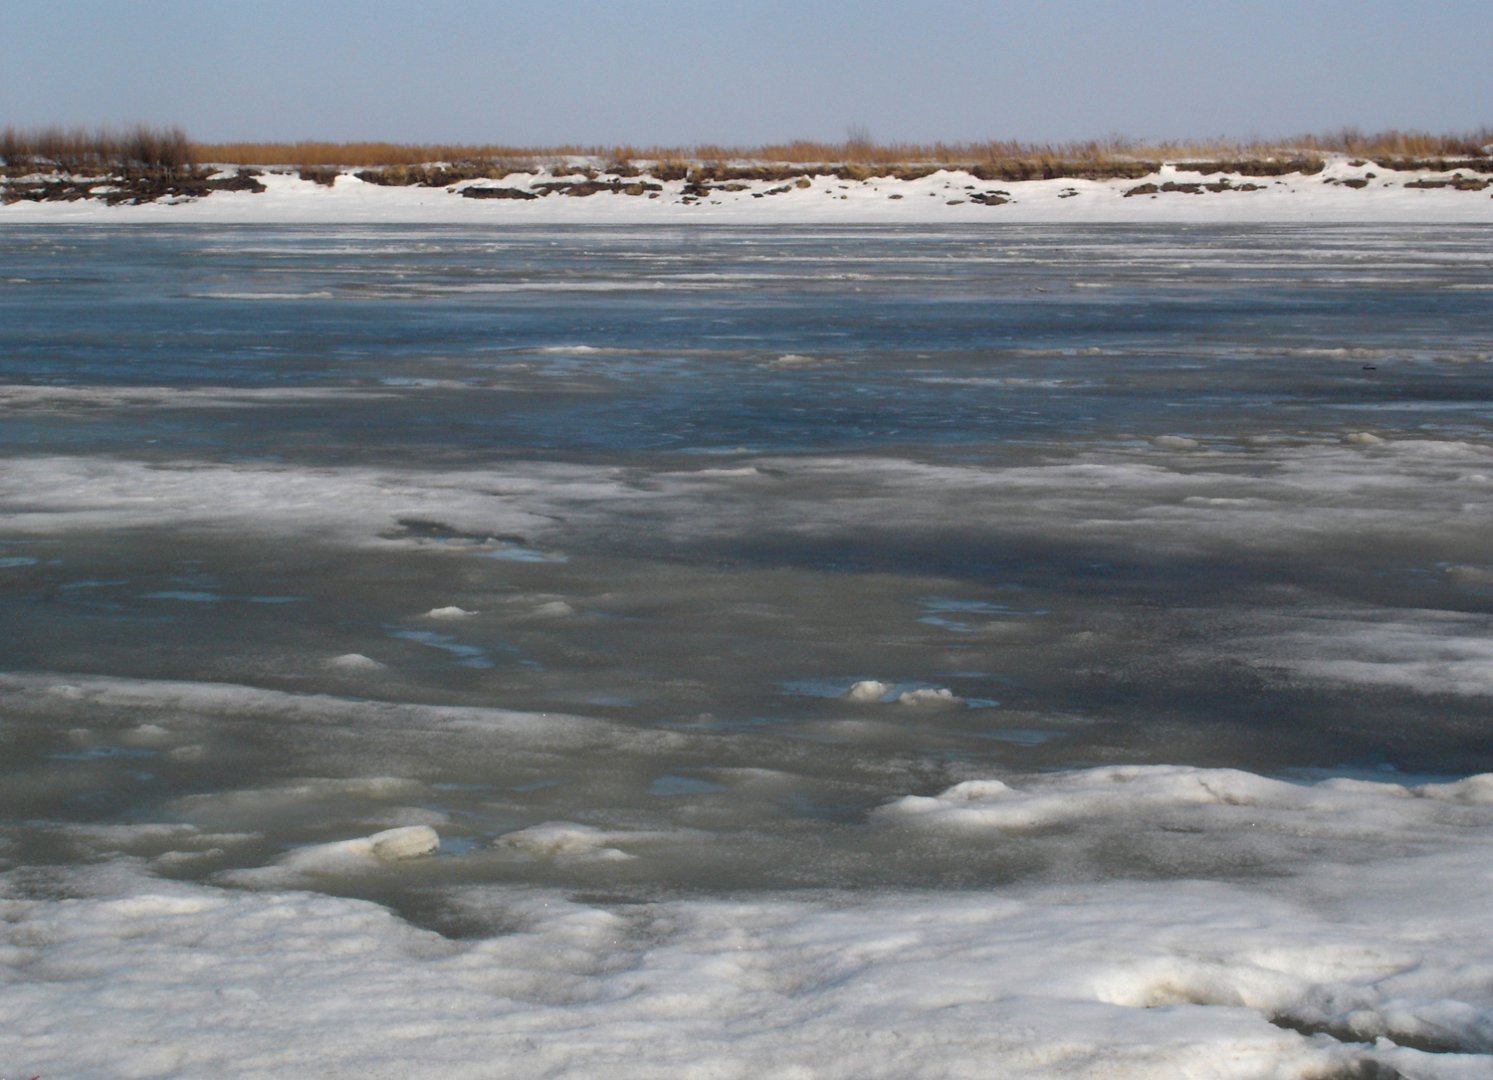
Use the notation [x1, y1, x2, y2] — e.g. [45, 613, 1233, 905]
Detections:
[460, 186, 539, 201]
[298, 166, 340, 187]
[351, 162, 539, 187]
[1404, 176, 1491, 191]
[1377, 157, 1493, 174]
[971, 160, 1156, 181]
[529, 179, 663, 197]
[1, 165, 265, 205]
[1186, 158, 1325, 176]
[1123, 179, 1266, 197]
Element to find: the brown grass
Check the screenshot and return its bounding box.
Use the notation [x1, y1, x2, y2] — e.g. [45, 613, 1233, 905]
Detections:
[198, 140, 550, 170]
[1, 125, 193, 172]
[5, 126, 1489, 181]
[1287, 126, 1492, 159]
[189, 128, 1492, 176]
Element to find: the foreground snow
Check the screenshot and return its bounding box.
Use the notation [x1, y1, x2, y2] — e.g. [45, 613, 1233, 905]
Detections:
[3, 736, 1490, 1079]
[4, 156, 1491, 223]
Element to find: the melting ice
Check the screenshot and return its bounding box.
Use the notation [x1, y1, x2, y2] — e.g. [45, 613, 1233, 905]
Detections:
[2, 223, 1492, 1078]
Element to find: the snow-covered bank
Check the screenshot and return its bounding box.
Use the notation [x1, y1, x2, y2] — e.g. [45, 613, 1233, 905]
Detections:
[4, 156, 1491, 223]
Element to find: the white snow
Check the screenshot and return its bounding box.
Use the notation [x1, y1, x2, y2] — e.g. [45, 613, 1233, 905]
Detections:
[425, 605, 478, 619]
[895, 687, 964, 708]
[4, 157, 1490, 224]
[5, 437, 1487, 563]
[1151, 434, 1201, 450]
[1250, 610, 1493, 696]
[843, 679, 895, 702]
[369, 825, 441, 860]
[495, 821, 643, 862]
[224, 825, 439, 885]
[4, 764, 1492, 1078]
[325, 652, 385, 671]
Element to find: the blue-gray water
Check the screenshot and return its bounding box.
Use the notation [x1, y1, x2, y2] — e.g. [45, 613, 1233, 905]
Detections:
[2, 223, 1492, 903]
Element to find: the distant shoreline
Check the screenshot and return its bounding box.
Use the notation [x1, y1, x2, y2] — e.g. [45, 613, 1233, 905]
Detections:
[4, 124, 1490, 223]
[4, 154, 1492, 224]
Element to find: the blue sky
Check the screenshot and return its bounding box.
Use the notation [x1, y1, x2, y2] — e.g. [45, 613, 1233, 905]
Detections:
[3, 0, 1488, 145]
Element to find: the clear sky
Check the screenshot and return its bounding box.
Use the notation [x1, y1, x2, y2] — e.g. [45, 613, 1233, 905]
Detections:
[3, 0, 1488, 146]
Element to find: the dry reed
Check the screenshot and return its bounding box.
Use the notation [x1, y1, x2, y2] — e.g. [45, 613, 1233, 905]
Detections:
[190, 128, 1493, 173]
[1, 125, 193, 171]
[5, 126, 1489, 177]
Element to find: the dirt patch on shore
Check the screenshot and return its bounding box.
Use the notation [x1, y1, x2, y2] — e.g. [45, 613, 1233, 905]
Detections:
[1123, 179, 1266, 197]
[1, 166, 266, 205]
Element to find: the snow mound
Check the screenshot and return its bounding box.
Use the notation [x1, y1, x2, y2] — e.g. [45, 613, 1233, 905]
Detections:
[843, 679, 894, 702]
[425, 605, 477, 619]
[325, 653, 385, 671]
[896, 687, 964, 708]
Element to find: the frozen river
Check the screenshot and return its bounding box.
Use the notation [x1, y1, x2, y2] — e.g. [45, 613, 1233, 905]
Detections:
[2, 224, 1492, 1078]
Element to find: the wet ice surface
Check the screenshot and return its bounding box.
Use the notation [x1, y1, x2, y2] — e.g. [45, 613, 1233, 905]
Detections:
[2, 224, 1493, 1078]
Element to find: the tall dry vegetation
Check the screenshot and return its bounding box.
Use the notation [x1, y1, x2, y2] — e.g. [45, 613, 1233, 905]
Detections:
[5, 125, 1489, 174]
[1288, 126, 1492, 159]
[1, 125, 194, 171]
[194, 127, 1493, 170]
[198, 140, 542, 170]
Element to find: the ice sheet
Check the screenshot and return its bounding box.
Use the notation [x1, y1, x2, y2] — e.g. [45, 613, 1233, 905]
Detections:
[4, 761, 1492, 1078]
[3, 438, 1489, 562]
[4, 221, 1491, 1079]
